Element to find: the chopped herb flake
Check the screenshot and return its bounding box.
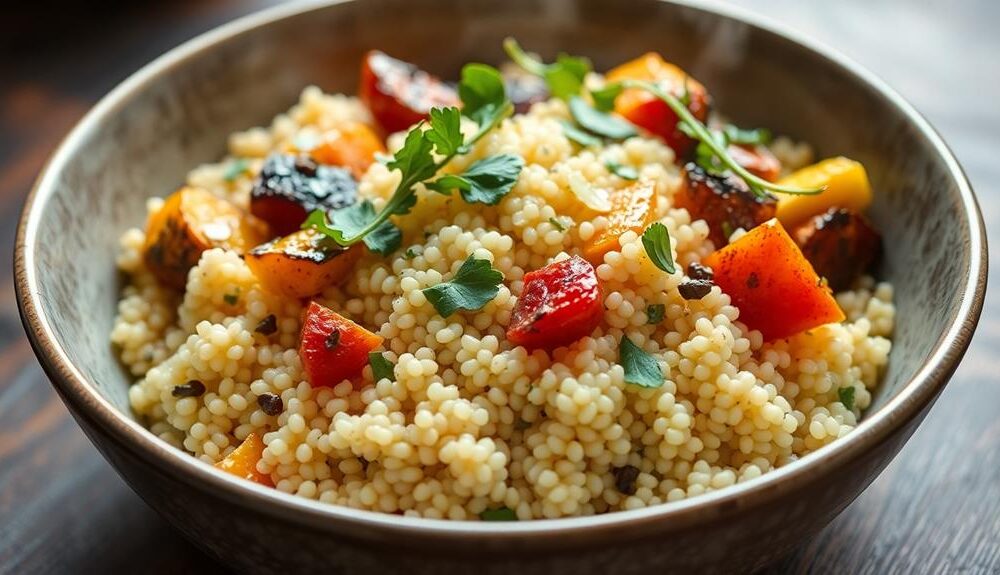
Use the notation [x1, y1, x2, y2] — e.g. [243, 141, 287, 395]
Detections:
[568, 96, 637, 140]
[422, 255, 504, 318]
[619, 336, 663, 388]
[641, 222, 676, 273]
[369, 352, 395, 382]
[560, 119, 602, 148]
[480, 507, 518, 521]
[646, 304, 665, 324]
[606, 161, 639, 181]
[548, 217, 567, 232]
[223, 158, 249, 182]
[838, 386, 856, 411]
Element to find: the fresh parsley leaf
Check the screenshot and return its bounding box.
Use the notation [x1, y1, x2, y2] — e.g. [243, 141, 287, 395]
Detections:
[322, 201, 403, 256]
[560, 119, 602, 148]
[548, 217, 567, 232]
[606, 161, 639, 181]
[404, 247, 419, 260]
[591, 83, 624, 112]
[838, 386, 856, 411]
[369, 352, 395, 382]
[619, 336, 663, 388]
[223, 158, 249, 182]
[422, 255, 504, 317]
[427, 154, 524, 205]
[480, 507, 518, 521]
[426, 107, 465, 157]
[641, 222, 676, 273]
[568, 96, 637, 140]
[387, 126, 438, 184]
[723, 124, 772, 146]
[646, 304, 665, 325]
[459, 63, 507, 125]
[503, 38, 591, 101]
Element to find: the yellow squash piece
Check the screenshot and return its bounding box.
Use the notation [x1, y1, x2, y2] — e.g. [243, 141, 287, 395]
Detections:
[245, 228, 362, 298]
[774, 157, 872, 228]
[215, 432, 273, 486]
[143, 186, 267, 288]
[583, 180, 658, 264]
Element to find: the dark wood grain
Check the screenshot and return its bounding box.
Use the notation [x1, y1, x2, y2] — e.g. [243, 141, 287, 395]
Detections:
[1, 1, 997, 573]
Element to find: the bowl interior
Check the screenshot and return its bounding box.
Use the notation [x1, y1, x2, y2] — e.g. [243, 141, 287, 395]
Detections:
[23, 0, 973, 480]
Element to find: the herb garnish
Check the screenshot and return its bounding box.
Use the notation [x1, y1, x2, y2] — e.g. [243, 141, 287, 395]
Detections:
[480, 507, 518, 521]
[646, 303, 665, 324]
[548, 217, 568, 232]
[560, 120, 602, 148]
[568, 96, 637, 140]
[422, 255, 504, 317]
[619, 336, 663, 388]
[838, 386, 856, 411]
[404, 247, 419, 260]
[641, 222, 676, 273]
[426, 153, 525, 205]
[223, 158, 249, 182]
[369, 352, 395, 382]
[502, 38, 591, 101]
[605, 161, 639, 181]
[305, 63, 519, 256]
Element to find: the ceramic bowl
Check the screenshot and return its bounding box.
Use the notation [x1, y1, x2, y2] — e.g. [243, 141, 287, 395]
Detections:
[15, 0, 986, 573]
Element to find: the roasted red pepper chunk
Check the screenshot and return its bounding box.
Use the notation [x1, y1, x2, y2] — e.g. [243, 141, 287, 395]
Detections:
[359, 50, 460, 135]
[299, 301, 383, 388]
[506, 256, 604, 350]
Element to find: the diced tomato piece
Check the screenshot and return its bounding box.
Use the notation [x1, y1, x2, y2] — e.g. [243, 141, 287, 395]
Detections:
[311, 122, 386, 179]
[359, 50, 459, 135]
[583, 180, 658, 264]
[299, 302, 383, 388]
[507, 256, 603, 350]
[606, 53, 710, 159]
[215, 432, 272, 487]
[703, 219, 845, 341]
[728, 144, 781, 182]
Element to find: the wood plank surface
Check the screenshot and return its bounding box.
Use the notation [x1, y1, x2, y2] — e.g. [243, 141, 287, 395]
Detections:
[1, 1, 997, 573]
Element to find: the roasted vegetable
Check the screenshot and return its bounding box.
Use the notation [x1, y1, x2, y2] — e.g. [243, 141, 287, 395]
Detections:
[300, 301, 384, 388]
[250, 153, 357, 236]
[215, 432, 272, 486]
[792, 208, 881, 292]
[311, 122, 386, 179]
[605, 53, 710, 158]
[360, 50, 460, 135]
[674, 162, 777, 246]
[143, 186, 265, 288]
[728, 144, 781, 182]
[583, 181, 658, 264]
[703, 218, 844, 341]
[246, 228, 362, 298]
[507, 256, 603, 350]
[775, 156, 872, 228]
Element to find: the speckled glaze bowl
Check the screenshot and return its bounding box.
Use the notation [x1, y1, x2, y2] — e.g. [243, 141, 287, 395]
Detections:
[15, 0, 986, 573]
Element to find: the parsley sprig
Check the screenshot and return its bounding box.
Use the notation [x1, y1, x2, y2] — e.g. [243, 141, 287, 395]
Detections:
[607, 79, 824, 198]
[305, 64, 519, 255]
[422, 255, 505, 317]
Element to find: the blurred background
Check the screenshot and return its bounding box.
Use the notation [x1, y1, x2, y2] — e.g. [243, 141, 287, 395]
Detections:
[1, 1, 997, 573]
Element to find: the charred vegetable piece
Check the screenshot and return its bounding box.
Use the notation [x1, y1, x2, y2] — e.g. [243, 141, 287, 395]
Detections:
[792, 208, 881, 292]
[246, 228, 362, 298]
[775, 156, 872, 228]
[507, 256, 603, 350]
[143, 186, 265, 288]
[360, 50, 460, 135]
[674, 162, 777, 247]
[703, 218, 844, 341]
[250, 153, 357, 236]
[215, 433, 272, 486]
[311, 122, 386, 180]
[501, 62, 550, 114]
[605, 53, 710, 159]
[583, 181, 658, 264]
[300, 302, 384, 388]
[728, 144, 781, 182]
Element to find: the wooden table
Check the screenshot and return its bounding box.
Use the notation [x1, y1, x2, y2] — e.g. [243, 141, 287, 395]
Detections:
[2, 1, 997, 573]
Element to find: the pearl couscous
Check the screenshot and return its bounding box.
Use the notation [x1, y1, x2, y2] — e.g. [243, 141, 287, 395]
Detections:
[112, 46, 892, 520]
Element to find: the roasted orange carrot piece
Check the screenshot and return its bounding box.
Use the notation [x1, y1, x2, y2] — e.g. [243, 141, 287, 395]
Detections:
[215, 432, 272, 487]
[246, 228, 362, 299]
[703, 218, 844, 341]
[311, 122, 386, 179]
[300, 302, 384, 388]
[583, 180, 658, 264]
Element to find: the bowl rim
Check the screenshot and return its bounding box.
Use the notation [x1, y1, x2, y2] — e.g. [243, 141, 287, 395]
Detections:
[14, 0, 987, 544]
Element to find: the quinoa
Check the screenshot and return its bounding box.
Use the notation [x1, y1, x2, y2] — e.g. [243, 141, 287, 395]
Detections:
[112, 86, 894, 520]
